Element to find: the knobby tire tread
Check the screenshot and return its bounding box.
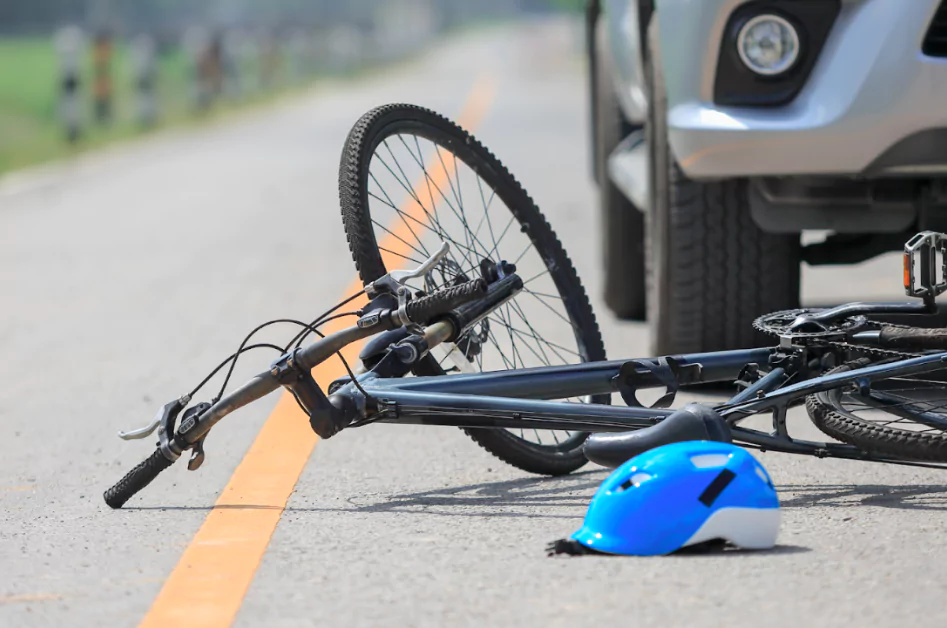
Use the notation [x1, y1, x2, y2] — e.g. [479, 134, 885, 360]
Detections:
[806, 361, 947, 462]
[338, 104, 607, 475]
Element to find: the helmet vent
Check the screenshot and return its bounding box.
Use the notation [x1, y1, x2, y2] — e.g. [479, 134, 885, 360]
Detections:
[690, 453, 730, 468]
[617, 473, 652, 491]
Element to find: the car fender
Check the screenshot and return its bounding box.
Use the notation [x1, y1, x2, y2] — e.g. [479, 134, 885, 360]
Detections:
[601, 0, 650, 124]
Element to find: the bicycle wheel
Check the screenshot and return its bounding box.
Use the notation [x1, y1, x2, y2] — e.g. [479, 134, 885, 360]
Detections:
[338, 104, 608, 475]
[807, 360, 947, 462]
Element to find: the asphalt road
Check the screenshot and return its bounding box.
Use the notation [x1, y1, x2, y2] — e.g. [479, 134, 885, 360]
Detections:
[3, 18, 947, 628]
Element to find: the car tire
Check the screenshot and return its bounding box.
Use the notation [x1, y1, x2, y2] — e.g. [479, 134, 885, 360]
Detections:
[594, 23, 647, 321]
[645, 20, 801, 355]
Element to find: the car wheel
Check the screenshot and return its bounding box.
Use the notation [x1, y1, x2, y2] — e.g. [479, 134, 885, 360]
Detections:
[645, 20, 800, 355]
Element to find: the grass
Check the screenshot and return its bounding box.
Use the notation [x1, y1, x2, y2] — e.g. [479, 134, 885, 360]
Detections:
[0, 37, 320, 175]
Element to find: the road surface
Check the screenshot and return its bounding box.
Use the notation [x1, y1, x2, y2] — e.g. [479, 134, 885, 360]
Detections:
[2, 18, 946, 628]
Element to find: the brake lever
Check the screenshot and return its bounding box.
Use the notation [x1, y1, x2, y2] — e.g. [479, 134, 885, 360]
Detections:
[118, 395, 190, 440]
[366, 241, 450, 296]
[117, 415, 162, 440]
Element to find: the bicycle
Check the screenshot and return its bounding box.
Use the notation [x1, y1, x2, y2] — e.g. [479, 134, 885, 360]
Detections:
[105, 104, 947, 509]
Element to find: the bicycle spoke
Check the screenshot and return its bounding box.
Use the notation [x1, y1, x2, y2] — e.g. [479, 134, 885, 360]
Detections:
[507, 300, 576, 364]
[377, 245, 423, 266]
[362, 128, 592, 452]
[840, 380, 947, 434]
[369, 216, 429, 260]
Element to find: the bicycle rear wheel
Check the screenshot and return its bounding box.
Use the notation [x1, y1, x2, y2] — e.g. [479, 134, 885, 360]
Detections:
[338, 104, 607, 475]
[807, 360, 947, 462]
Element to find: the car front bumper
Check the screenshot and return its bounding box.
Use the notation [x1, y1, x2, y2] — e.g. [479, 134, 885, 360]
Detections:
[659, 0, 947, 179]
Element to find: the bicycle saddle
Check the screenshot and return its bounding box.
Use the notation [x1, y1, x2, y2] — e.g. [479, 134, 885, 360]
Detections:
[583, 403, 732, 469]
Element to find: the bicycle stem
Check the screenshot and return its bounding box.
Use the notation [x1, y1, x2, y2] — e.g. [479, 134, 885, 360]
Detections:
[174, 314, 460, 449]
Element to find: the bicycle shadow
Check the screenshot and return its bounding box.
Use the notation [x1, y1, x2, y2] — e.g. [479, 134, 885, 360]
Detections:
[304, 476, 947, 519]
[124, 475, 947, 517]
[777, 483, 947, 511]
[289, 469, 611, 520]
[123, 469, 611, 517]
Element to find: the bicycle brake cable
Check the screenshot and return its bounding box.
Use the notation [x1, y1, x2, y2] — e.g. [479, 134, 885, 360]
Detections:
[186, 342, 287, 400]
[185, 288, 375, 425]
[284, 289, 366, 349]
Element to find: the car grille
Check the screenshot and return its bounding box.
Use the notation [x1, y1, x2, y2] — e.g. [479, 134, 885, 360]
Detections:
[923, 1, 947, 57]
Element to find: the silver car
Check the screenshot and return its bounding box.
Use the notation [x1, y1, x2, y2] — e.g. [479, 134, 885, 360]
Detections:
[588, 0, 947, 354]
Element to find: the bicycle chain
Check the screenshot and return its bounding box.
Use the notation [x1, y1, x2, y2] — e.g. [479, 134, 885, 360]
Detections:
[822, 339, 917, 361]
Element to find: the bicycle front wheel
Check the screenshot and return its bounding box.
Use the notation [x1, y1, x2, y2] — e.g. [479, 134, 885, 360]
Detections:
[338, 104, 607, 475]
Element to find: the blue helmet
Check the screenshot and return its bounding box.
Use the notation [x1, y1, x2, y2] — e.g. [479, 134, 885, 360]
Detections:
[564, 441, 779, 556]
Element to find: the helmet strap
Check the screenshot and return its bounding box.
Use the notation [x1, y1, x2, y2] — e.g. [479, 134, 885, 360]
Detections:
[545, 538, 606, 557]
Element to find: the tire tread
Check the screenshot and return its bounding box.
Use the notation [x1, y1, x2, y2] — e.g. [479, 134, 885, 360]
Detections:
[338, 104, 607, 475]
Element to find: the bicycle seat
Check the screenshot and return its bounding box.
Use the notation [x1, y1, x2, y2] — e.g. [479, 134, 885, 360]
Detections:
[583, 403, 732, 469]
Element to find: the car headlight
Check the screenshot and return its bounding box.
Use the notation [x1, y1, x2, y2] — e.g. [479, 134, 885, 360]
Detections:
[736, 14, 800, 76]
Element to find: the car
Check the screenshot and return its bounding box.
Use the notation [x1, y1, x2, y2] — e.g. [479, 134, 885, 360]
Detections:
[586, 0, 947, 355]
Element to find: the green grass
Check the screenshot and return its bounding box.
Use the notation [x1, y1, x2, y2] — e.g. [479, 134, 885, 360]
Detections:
[0, 37, 318, 175]
[0, 39, 61, 171]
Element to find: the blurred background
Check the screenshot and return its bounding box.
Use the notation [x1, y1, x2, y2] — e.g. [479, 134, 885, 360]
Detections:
[0, 0, 581, 175]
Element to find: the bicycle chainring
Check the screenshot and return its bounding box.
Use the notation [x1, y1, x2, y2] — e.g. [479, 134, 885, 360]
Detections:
[755, 309, 919, 360]
[753, 309, 871, 342]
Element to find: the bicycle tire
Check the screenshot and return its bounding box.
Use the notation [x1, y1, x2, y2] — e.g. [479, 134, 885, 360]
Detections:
[806, 360, 947, 462]
[338, 103, 608, 475]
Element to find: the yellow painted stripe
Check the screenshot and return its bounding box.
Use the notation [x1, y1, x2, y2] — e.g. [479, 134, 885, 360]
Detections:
[139, 74, 498, 628]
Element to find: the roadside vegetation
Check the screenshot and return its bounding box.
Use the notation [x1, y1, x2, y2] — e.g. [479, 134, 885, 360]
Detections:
[0, 36, 327, 174]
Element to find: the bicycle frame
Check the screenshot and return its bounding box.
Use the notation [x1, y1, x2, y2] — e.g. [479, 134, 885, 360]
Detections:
[352, 349, 769, 430]
[104, 284, 947, 510]
[114, 230, 947, 484]
[334, 347, 947, 469]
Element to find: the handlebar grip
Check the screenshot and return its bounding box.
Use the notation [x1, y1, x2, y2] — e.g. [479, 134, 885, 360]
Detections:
[878, 326, 947, 351]
[103, 449, 174, 509]
[404, 278, 487, 324]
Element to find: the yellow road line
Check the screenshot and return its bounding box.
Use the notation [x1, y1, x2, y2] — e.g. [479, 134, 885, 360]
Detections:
[139, 74, 498, 628]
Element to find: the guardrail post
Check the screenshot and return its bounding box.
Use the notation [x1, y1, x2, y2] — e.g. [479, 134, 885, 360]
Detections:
[92, 29, 114, 125]
[131, 34, 158, 128]
[54, 25, 85, 143]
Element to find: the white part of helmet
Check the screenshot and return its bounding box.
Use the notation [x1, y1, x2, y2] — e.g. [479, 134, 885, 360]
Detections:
[682, 507, 781, 550]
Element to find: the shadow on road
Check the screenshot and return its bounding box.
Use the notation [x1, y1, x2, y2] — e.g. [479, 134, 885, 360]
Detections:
[284, 470, 611, 520]
[123, 470, 610, 518]
[670, 542, 811, 558]
[123, 477, 947, 516]
[778, 483, 947, 510]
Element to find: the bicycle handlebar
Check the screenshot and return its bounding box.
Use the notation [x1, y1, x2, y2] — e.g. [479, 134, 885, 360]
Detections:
[103, 275, 497, 509]
[104, 449, 175, 509]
